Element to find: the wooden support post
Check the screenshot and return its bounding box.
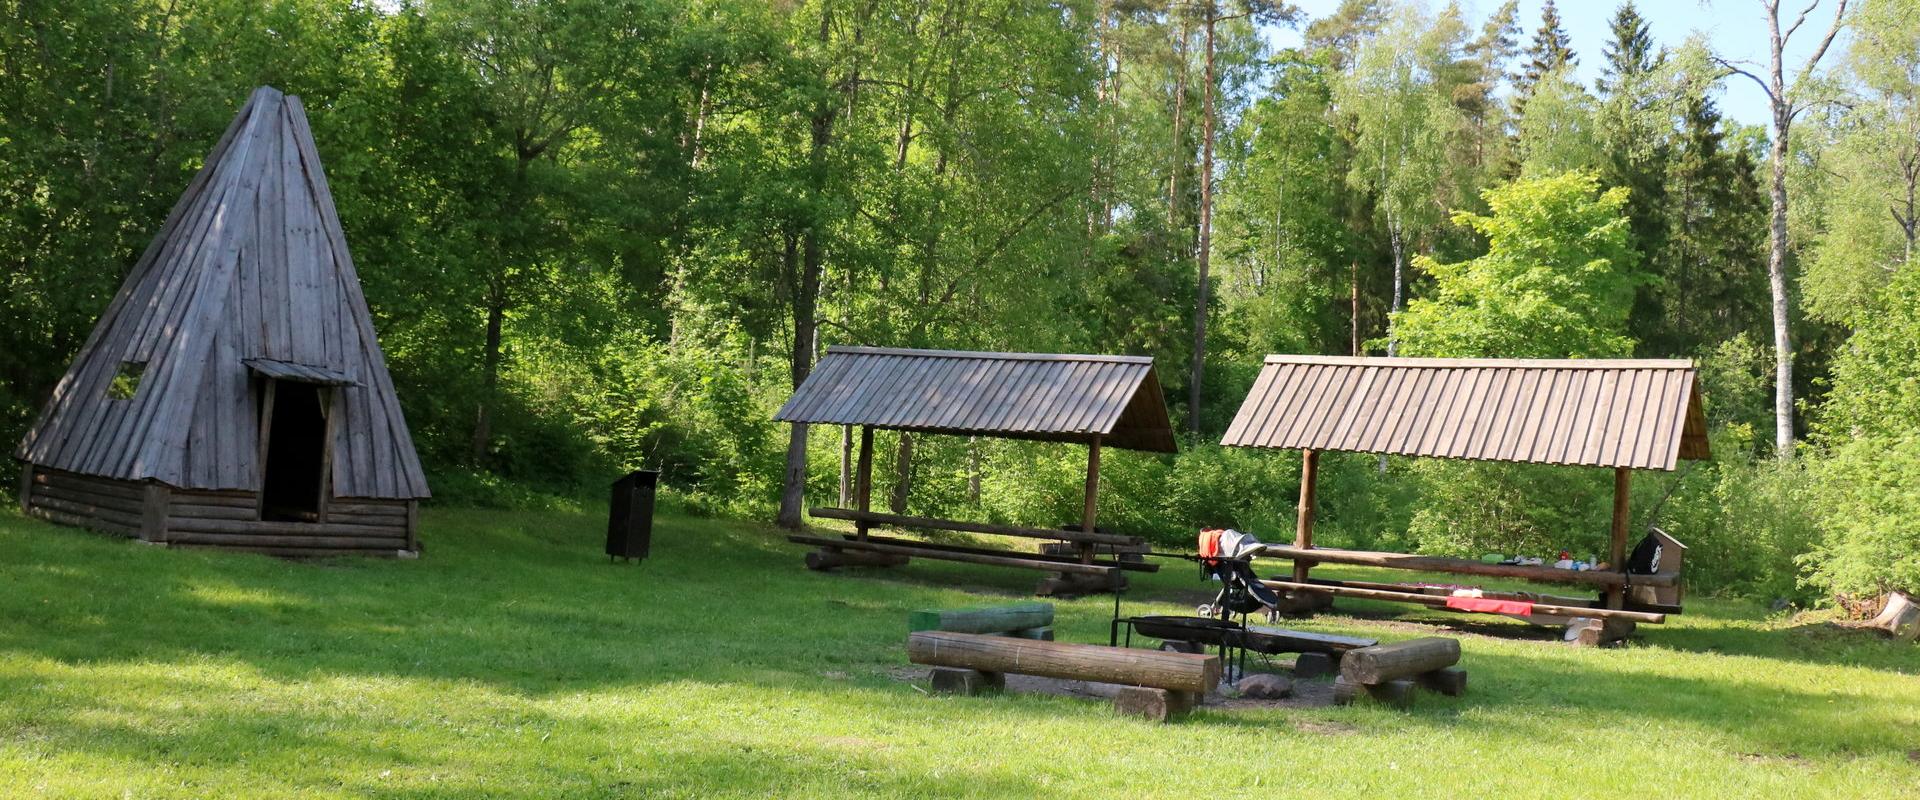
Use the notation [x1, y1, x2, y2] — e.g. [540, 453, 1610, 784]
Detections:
[838, 424, 852, 506]
[1294, 449, 1320, 583]
[16, 462, 31, 513]
[1080, 436, 1102, 564]
[854, 426, 874, 540]
[1607, 467, 1632, 609]
[1113, 687, 1198, 722]
[930, 667, 1004, 695]
[139, 482, 171, 544]
[405, 500, 420, 553]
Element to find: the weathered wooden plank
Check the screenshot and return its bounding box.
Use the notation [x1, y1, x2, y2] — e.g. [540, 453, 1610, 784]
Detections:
[789, 534, 1119, 576]
[320, 512, 407, 530]
[1254, 544, 1673, 589]
[172, 544, 405, 558]
[808, 507, 1144, 547]
[170, 490, 260, 507]
[31, 484, 147, 515]
[25, 505, 139, 536]
[907, 631, 1221, 694]
[855, 534, 1158, 572]
[165, 518, 418, 538]
[327, 500, 408, 517]
[166, 532, 408, 549]
[167, 502, 259, 521]
[33, 470, 145, 500]
[28, 495, 145, 529]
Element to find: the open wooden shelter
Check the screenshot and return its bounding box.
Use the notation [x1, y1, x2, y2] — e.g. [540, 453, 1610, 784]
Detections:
[14, 86, 428, 557]
[775, 346, 1175, 594]
[1221, 355, 1709, 641]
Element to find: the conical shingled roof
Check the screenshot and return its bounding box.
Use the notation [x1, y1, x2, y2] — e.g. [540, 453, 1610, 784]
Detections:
[16, 86, 428, 499]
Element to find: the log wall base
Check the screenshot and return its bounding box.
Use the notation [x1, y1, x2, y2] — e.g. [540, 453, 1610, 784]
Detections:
[805, 548, 910, 571]
[1568, 617, 1638, 647]
[930, 667, 1004, 695]
[1035, 572, 1125, 597]
[1113, 687, 1197, 722]
[1292, 652, 1337, 679]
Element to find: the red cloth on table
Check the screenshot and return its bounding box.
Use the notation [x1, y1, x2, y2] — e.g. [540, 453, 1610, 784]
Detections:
[1444, 596, 1535, 616]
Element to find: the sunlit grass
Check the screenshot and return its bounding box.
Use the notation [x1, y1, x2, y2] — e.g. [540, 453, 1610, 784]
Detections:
[2, 504, 1916, 798]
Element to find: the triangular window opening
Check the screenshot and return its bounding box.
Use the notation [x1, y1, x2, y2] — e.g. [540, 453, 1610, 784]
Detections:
[260, 381, 329, 522]
[107, 362, 145, 401]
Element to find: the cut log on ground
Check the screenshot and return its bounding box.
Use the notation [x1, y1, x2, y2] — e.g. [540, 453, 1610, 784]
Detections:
[909, 602, 1054, 634]
[1868, 592, 1920, 642]
[1340, 637, 1461, 685]
[1292, 652, 1336, 679]
[930, 667, 1004, 695]
[1333, 676, 1414, 709]
[907, 631, 1221, 694]
[1416, 667, 1468, 696]
[1113, 687, 1198, 722]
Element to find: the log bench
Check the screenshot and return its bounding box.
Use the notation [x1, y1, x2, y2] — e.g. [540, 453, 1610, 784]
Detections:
[910, 602, 1055, 641]
[908, 631, 1222, 722]
[1331, 637, 1466, 708]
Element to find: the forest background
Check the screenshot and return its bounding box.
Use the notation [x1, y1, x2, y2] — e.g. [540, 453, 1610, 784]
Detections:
[4, 0, 1917, 608]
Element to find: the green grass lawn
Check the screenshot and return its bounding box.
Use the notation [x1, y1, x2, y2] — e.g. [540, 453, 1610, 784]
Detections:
[3, 503, 1917, 798]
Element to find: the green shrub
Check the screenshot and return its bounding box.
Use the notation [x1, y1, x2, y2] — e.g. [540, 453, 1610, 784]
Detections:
[1805, 434, 1920, 600]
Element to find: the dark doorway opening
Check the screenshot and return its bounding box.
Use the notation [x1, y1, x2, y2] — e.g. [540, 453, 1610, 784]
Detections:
[262, 382, 328, 522]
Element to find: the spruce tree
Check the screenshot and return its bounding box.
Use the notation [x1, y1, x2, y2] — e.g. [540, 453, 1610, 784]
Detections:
[1597, 1, 1654, 96]
[1513, 0, 1576, 115]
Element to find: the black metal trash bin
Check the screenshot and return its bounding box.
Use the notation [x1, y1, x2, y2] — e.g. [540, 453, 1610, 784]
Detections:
[607, 469, 659, 562]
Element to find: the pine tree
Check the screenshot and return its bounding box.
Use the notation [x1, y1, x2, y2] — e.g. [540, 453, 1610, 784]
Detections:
[1513, 0, 1576, 114]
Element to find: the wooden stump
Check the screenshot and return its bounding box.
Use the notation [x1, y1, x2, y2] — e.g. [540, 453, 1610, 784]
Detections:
[1868, 592, 1920, 642]
[1113, 687, 1197, 722]
[1292, 652, 1337, 679]
[929, 667, 1004, 695]
[1339, 637, 1461, 684]
[806, 548, 908, 571]
[1333, 676, 1414, 709]
[1568, 617, 1638, 647]
[1416, 666, 1468, 696]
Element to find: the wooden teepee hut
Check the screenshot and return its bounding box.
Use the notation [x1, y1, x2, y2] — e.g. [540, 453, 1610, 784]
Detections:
[13, 86, 429, 557]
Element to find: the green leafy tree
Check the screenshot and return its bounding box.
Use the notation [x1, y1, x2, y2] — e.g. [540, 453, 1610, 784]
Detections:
[1392, 171, 1639, 358]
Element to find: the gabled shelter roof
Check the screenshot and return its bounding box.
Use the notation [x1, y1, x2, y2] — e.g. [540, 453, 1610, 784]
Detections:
[774, 346, 1177, 452]
[15, 86, 428, 498]
[1220, 355, 1709, 470]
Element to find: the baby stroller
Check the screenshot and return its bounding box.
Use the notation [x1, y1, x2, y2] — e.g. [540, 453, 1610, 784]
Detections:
[1195, 528, 1283, 622]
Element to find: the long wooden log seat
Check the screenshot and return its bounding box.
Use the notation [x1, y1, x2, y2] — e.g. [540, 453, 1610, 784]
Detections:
[1261, 579, 1667, 624]
[908, 630, 1221, 722]
[798, 507, 1158, 594]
